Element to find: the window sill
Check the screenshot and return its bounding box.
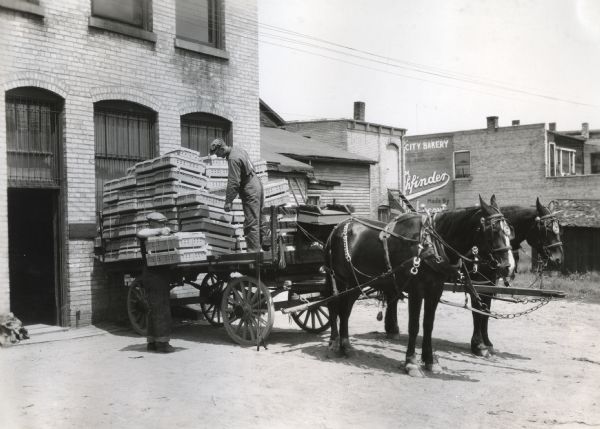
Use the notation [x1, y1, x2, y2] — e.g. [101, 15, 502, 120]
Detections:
[89, 16, 157, 43]
[0, 0, 44, 17]
[453, 177, 472, 181]
[175, 37, 229, 60]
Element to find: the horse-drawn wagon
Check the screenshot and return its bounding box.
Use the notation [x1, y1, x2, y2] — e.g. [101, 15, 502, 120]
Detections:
[99, 204, 344, 346]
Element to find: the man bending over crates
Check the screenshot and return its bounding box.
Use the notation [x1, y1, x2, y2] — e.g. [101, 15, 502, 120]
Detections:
[210, 138, 270, 252]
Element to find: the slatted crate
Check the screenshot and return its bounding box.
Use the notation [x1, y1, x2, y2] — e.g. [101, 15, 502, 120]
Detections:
[264, 180, 289, 197]
[103, 175, 136, 192]
[136, 168, 207, 188]
[176, 192, 243, 211]
[204, 164, 229, 178]
[177, 205, 210, 220]
[180, 218, 244, 236]
[135, 154, 205, 175]
[201, 156, 228, 167]
[102, 199, 138, 216]
[105, 237, 140, 253]
[138, 195, 177, 211]
[206, 177, 228, 191]
[265, 192, 292, 208]
[146, 232, 207, 252]
[203, 232, 237, 250]
[146, 248, 208, 266]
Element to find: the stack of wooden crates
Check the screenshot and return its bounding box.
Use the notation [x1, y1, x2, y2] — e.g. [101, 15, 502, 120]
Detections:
[98, 148, 292, 266]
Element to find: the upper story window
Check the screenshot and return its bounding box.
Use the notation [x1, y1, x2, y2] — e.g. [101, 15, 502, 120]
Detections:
[176, 0, 221, 48]
[548, 143, 577, 176]
[91, 0, 152, 31]
[453, 150, 470, 179]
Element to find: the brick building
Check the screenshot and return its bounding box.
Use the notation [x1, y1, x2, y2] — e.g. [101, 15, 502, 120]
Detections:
[0, 0, 259, 327]
[405, 117, 600, 210]
[283, 101, 406, 218]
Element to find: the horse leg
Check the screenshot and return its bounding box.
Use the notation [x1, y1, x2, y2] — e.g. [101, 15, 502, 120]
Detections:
[384, 291, 400, 340]
[481, 295, 495, 354]
[422, 285, 443, 373]
[470, 300, 489, 357]
[405, 289, 424, 377]
[339, 297, 357, 358]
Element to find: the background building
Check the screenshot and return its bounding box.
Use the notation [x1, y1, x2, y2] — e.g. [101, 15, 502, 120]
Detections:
[407, 117, 600, 272]
[0, 0, 259, 327]
[283, 101, 406, 218]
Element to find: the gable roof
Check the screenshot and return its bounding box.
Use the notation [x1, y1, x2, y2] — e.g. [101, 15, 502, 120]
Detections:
[259, 99, 286, 128]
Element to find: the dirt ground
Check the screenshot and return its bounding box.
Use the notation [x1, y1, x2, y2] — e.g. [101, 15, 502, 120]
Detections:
[1, 294, 599, 429]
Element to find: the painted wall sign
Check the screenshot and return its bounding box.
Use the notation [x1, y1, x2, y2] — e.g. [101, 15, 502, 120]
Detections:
[403, 136, 454, 210]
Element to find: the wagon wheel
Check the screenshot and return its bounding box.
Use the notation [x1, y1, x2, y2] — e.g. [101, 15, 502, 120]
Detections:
[221, 276, 274, 346]
[127, 279, 149, 336]
[290, 295, 331, 334]
[198, 273, 227, 327]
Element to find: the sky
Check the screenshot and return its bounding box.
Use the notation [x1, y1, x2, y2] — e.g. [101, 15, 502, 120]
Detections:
[257, 0, 600, 135]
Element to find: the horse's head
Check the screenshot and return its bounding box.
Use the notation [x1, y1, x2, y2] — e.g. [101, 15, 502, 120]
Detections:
[529, 198, 563, 267]
[476, 195, 515, 278]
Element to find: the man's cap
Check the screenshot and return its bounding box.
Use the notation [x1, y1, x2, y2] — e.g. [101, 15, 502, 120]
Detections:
[209, 138, 226, 154]
[146, 212, 167, 223]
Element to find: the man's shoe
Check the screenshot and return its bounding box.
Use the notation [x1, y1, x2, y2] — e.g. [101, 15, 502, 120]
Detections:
[155, 342, 175, 353]
[147, 342, 156, 351]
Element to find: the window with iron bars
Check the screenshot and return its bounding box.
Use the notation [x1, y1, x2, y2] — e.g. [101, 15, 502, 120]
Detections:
[181, 112, 231, 156]
[94, 101, 156, 213]
[5, 90, 63, 188]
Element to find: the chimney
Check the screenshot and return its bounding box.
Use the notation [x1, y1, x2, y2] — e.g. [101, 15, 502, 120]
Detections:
[512, 120, 520, 126]
[548, 122, 556, 131]
[486, 116, 498, 130]
[354, 101, 365, 121]
[582, 122, 589, 139]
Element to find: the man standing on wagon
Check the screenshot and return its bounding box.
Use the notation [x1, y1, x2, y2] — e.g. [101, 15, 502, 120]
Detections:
[209, 138, 269, 252]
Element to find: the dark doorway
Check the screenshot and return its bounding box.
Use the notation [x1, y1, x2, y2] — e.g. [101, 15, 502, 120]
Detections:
[9, 189, 58, 325]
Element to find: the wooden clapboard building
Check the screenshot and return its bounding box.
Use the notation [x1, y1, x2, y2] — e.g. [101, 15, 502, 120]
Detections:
[260, 100, 376, 216]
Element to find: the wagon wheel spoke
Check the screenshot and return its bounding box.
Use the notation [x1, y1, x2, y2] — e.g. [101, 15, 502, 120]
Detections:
[200, 273, 228, 327]
[221, 276, 274, 346]
[290, 296, 331, 334]
[127, 280, 149, 336]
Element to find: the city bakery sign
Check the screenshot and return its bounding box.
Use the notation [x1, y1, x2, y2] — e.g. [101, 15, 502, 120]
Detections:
[403, 137, 454, 209]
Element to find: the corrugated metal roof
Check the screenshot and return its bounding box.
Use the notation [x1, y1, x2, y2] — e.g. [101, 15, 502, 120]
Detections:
[554, 199, 600, 227]
[260, 126, 375, 168]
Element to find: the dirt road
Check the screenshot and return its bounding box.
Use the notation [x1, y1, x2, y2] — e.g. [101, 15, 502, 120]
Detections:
[1, 295, 599, 429]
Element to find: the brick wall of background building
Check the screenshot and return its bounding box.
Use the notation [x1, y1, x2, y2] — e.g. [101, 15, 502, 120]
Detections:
[284, 121, 348, 151]
[453, 124, 600, 208]
[0, 0, 259, 325]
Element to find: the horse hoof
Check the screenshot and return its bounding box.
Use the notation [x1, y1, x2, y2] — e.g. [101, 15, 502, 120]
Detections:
[471, 345, 490, 358]
[486, 346, 496, 355]
[424, 362, 442, 374]
[342, 346, 357, 358]
[385, 332, 401, 341]
[405, 363, 424, 378]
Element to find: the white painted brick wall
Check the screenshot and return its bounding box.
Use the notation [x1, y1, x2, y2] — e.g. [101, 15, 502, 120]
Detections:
[0, 0, 259, 325]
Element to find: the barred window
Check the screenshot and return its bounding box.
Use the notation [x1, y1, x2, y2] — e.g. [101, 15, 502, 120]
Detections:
[94, 101, 156, 212]
[5, 88, 63, 188]
[181, 112, 231, 156]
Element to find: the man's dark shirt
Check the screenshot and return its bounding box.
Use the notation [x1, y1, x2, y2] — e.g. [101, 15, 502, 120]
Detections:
[225, 146, 257, 205]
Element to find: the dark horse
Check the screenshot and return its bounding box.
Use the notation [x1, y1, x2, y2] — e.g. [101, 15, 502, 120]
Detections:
[324, 195, 515, 377]
[467, 197, 563, 356]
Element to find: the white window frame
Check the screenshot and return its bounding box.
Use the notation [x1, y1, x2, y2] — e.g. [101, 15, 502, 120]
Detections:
[453, 150, 471, 179]
[557, 147, 576, 176]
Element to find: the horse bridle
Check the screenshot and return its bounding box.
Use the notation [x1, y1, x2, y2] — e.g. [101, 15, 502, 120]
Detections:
[477, 212, 513, 269]
[533, 213, 563, 258]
